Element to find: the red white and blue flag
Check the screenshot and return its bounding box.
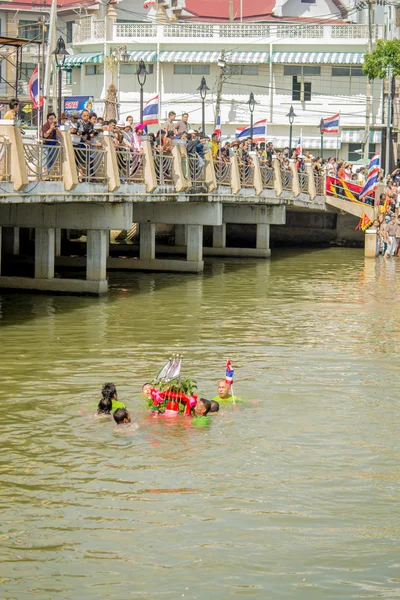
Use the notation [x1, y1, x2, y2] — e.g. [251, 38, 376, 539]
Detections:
[235, 119, 266, 142]
[29, 66, 44, 109]
[225, 360, 234, 386]
[359, 153, 380, 202]
[321, 113, 340, 134]
[295, 132, 302, 156]
[214, 115, 221, 139]
[143, 95, 159, 126]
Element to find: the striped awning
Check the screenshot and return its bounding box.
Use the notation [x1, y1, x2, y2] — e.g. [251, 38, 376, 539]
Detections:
[128, 50, 157, 63]
[159, 51, 269, 64]
[341, 130, 382, 144]
[63, 52, 103, 66]
[272, 136, 341, 150]
[272, 52, 364, 65]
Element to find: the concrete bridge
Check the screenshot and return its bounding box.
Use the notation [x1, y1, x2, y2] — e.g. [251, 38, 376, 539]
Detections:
[0, 122, 373, 295]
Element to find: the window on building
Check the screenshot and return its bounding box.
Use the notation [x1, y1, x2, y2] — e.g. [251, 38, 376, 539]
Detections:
[19, 62, 35, 82]
[241, 65, 258, 75]
[284, 65, 320, 76]
[18, 20, 40, 40]
[292, 76, 312, 101]
[174, 64, 210, 75]
[65, 70, 72, 85]
[66, 21, 75, 44]
[302, 0, 316, 3]
[86, 65, 104, 76]
[332, 66, 366, 77]
[121, 63, 154, 75]
[348, 142, 377, 162]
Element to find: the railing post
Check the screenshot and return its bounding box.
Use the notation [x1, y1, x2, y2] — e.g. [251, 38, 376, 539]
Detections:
[289, 159, 300, 196]
[0, 121, 28, 191]
[172, 139, 190, 192]
[230, 154, 241, 194]
[305, 164, 316, 200]
[272, 157, 282, 196]
[251, 153, 263, 195]
[142, 139, 157, 193]
[58, 127, 78, 191]
[102, 131, 120, 191]
[204, 147, 217, 192]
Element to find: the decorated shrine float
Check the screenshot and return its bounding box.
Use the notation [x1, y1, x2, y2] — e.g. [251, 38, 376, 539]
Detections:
[148, 355, 198, 417]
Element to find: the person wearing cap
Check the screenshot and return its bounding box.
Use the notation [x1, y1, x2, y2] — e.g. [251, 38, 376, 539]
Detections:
[132, 123, 145, 153]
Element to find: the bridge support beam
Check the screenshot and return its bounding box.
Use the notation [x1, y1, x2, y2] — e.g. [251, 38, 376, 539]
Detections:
[187, 225, 203, 265]
[175, 224, 187, 246]
[140, 223, 156, 260]
[256, 224, 270, 250]
[213, 224, 226, 248]
[35, 227, 55, 279]
[2, 227, 20, 255]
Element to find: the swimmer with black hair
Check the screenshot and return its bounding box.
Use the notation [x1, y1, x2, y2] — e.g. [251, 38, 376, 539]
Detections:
[209, 400, 219, 413]
[97, 396, 112, 415]
[113, 408, 131, 425]
[101, 382, 126, 411]
[192, 398, 212, 426]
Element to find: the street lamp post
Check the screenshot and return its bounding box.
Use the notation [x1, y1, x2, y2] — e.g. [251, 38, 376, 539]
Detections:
[53, 37, 68, 119]
[111, 46, 129, 118]
[319, 118, 324, 158]
[137, 59, 149, 123]
[247, 92, 256, 145]
[286, 105, 296, 154]
[197, 76, 210, 133]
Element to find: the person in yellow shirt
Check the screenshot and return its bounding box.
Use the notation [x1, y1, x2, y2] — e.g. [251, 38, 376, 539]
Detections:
[212, 380, 243, 404]
[3, 99, 19, 120]
[210, 133, 220, 159]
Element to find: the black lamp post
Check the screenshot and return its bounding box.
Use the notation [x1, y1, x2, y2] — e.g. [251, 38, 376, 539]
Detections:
[319, 118, 324, 158]
[287, 105, 296, 155]
[137, 59, 149, 123]
[53, 36, 68, 120]
[197, 76, 209, 133]
[247, 92, 256, 145]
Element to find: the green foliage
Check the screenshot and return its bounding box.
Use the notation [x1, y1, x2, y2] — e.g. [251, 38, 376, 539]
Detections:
[158, 376, 197, 397]
[363, 39, 400, 80]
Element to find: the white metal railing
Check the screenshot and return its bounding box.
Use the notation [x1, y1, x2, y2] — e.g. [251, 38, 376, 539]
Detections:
[154, 152, 174, 185]
[23, 139, 62, 180]
[260, 164, 274, 189]
[116, 148, 144, 183]
[299, 171, 309, 193]
[75, 19, 384, 43]
[73, 144, 107, 183]
[281, 169, 293, 191]
[214, 158, 231, 186]
[240, 162, 254, 188]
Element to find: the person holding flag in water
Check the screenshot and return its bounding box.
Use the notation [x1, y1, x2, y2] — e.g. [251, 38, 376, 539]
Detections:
[212, 360, 243, 405]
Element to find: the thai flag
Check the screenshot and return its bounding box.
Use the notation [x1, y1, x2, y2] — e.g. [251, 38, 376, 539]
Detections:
[321, 113, 340, 134]
[235, 119, 266, 142]
[214, 115, 221, 139]
[295, 133, 302, 155]
[143, 94, 158, 126]
[29, 66, 44, 109]
[359, 153, 380, 202]
[225, 360, 234, 386]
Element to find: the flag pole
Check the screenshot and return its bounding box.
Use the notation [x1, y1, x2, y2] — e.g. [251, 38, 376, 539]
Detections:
[231, 383, 236, 405]
[336, 111, 340, 161]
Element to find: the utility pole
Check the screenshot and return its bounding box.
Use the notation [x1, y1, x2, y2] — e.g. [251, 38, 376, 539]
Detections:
[385, 66, 392, 174]
[214, 49, 225, 130]
[364, 0, 374, 161]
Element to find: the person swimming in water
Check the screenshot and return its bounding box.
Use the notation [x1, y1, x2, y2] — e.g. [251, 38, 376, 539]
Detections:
[113, 408, 131, 425]
[212, 380, 243, 404]
[209, 400, 219, 413]
[101, 383, 126, 411]
[97, 396, 112, 415]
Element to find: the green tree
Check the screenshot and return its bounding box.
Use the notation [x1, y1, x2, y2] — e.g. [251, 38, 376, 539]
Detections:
[363, 39, 400, 80]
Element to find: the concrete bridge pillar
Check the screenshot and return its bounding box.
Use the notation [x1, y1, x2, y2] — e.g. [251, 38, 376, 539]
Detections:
[175, 224, 187, 246]
[213, 224, 226, 248]
[256, 224, 270, 250]
[2, 227, 20, 255]
[87, 229, 108, 283]
[55, 228, 62, 257]
[140, 223, 156, 260]
[187, 225, 203, 265]
[35, 228, 55, 279]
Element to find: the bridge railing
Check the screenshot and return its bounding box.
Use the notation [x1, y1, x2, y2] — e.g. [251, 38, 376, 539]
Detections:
[260, 163, 274, 189]
[214, 158, 231, 186]
[281, 168, 293, 191]
[73, 144, 107, 183]
[0, 136, 11, 182]
[188, 155, 206, 186]
[154, 152, 174, 185]
[116, 148, 144, 183]
[314, 173, 325, 196]
[299, 171, 309, 194]
[240, 161, 255, 188]
[23, 139, 63, 181]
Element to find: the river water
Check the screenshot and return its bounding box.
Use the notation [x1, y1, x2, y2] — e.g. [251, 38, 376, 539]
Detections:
[1, 248, 400, 599]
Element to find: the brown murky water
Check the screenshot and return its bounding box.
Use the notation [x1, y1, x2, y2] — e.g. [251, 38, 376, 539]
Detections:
[1, 248, 400, 599]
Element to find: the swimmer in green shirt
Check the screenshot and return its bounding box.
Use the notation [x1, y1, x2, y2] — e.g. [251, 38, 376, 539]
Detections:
[192, 398, 211, 426]
[101, 382, 126, 411]
[212, 380, 244, 404]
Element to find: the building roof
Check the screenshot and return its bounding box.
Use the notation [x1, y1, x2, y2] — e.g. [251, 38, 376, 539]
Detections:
[1, 0, 98, 9]
[183, 0, 275, 21]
